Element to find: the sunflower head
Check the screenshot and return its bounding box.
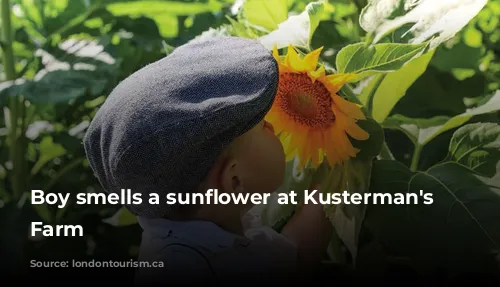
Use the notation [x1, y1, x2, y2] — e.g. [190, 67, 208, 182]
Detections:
[265, 45, 369, 169]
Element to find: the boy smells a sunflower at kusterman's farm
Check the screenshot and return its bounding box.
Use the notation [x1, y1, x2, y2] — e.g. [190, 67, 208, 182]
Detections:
[83, 36, 368, 283]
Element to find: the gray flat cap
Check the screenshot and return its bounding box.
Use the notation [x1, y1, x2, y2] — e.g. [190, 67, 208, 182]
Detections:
[83, 36, 279, 218]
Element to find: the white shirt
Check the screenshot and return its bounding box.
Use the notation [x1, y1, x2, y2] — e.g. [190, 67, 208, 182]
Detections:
[134, 212, 297, 283]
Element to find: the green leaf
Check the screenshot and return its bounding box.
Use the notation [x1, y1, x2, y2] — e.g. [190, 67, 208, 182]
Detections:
[106, 0, 223, 16]
[448, 123, 500, 178]
[360, 0, 488, 49]
[103, 207, 138, 227]
[360, 50, 435, 123]
[360, 160, 414, 256]
[31, 137, 67, 176]
[258, 0, 325, 50]
[383, 90, 500, 146]
[328, 159, 374, 262]
[364, 161, 500, 271]
[335, 42, 427, 81]
[242, 0, 289, 31]
[105, 0, 223, 38]
[0, 39, 117, 105]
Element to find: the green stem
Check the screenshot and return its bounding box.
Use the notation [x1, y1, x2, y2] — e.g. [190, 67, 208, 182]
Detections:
[2, 0, 14, 79]
[2, 0, 23, 201]
[410, 144, 423, 172]
[379, 141, 395, 160]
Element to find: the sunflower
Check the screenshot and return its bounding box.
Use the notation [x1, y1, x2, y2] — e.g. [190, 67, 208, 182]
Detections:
[265, 45, 369, 169]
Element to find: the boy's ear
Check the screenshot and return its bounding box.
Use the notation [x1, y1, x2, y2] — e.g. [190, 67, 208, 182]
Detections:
[220, 159, 244, 194]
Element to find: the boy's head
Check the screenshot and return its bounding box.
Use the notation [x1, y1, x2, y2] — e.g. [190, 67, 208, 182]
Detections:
[83, 36, 285, 218]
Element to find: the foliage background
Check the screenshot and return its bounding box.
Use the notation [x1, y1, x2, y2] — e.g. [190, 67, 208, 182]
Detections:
[1, 0, 499, 281]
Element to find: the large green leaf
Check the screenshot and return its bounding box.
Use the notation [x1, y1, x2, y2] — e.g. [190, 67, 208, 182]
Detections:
[258, 0, 325, 50]
[364, 160, 500, 271]
[106, 0, 223, 16]
[359, 50, 435, 123]
[448, 123, 500, 178]
[242, 0, 289, 31]
[335, 42, 427, 81]
[105, 0, 223, 37]
[0, 39, 117, 105]
[383, 90, 500, 146]
[360, 0, 488, 49]
[0, 70, 108, 105]
[326, 158, 374, 262]
[361, 160, 415, 254]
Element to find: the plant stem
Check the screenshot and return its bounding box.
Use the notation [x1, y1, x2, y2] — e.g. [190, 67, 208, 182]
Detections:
[410, 144, 423, 172]
[2, 0, 22, 201]
[1, 0, 14, 79]
[379, 141, 395, 160]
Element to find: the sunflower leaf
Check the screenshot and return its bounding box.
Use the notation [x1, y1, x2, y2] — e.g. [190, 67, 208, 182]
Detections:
[336, 42, 427, 81]
[330, 159, 374, 263]
[359, 49, 435, 123]
[363, 161, 500, 272]
[383, 90, 500, 146]
[242, 0, 289, 31]
[360, 0, 488, 50]
[447, 123, 500, 178]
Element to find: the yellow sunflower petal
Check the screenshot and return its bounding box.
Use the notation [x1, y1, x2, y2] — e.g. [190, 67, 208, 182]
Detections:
[308, 66, 326, 83]
[309, 131, 323, 167]
[323, 73, 357, 94]
[302, 47, 323, 71]
[332, 95, 366, 120]
[332, 104, 370, 141]
[272, 45, 280, 62]
[324, 132, 341, 167]
[330, 124, 356, 160]
[284, 45, 301, 71]
[346, 122, 369, 141]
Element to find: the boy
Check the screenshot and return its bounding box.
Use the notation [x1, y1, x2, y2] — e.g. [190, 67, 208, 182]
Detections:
[83, 36, 333, 283]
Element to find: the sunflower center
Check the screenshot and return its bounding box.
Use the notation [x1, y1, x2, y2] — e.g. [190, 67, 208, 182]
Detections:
[277, 73, 335, 129]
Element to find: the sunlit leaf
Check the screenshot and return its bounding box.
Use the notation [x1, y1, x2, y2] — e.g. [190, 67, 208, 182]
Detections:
[448, 123, 500, 177]
[383, 90, 500, 145]
[336, 42, 427, 80]
[360, 0, 488, 49]
[327, 159, 373, 262]
[258, 0, 325, 50]
[359, 50, 435, 122]
[242, 0, 289, 31]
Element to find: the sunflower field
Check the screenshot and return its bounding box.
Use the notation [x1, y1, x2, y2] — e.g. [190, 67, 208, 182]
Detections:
[1, 0, 500, 282]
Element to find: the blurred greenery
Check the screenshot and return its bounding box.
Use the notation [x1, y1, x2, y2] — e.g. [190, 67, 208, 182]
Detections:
[1, 0, 500, 281]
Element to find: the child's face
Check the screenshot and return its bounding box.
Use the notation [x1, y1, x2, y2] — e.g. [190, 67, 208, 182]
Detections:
[212, 119, 286, 197]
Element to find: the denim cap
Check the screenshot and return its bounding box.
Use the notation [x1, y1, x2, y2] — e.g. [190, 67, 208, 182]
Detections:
[83, 36, 279, 218]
